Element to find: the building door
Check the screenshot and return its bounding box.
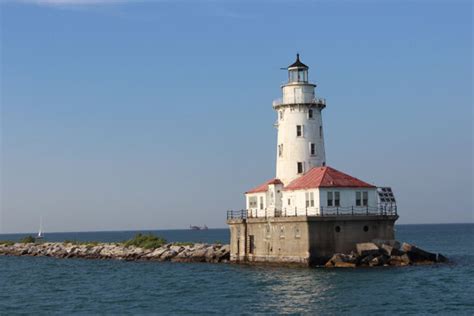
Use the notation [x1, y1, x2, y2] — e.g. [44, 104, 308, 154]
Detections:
[249, 235, 255, 254]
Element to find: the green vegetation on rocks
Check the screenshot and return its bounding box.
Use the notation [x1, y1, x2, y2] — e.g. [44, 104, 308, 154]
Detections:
[20, 235, 36, 243]
[0, 240, 14, 246]
[124, 233, 167, 249]
[173, 242, 195, 247]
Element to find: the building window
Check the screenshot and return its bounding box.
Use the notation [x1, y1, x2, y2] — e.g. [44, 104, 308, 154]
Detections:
[308, 109, 313, 119]
[335, 226, 341, 233]
[288, 198, 291, 206]
[327, 191, 333, 207]
[356, 192, 361, 206]
[356, 191, 368, 206]
[249, 196, 257, 208]
[319, 126, 323, 138]
[327, 191, 340, 207]
[297, 162, 303, 174]
[296, 125, 303, 137]
[335, 192, 340, 207]
[363, 225, 369, 232]
[259, 196, 264, 210]
[363, 191, 368, 206]
[306, 192, 315, 207]
[310, 143, 316, 156]
[278, 144, 283, 157]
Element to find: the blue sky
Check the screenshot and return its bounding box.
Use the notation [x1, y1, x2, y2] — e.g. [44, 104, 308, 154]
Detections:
[1, 0, 472, 233]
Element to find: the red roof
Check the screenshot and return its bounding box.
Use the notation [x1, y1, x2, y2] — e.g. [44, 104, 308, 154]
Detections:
[246, 178, 283, 194]
[284, 166, 375, 191]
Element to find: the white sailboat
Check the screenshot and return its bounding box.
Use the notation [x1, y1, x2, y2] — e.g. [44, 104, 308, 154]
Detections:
[37, 216, 44, 239]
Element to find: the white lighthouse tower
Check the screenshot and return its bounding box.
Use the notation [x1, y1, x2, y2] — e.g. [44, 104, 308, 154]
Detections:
[273, 54, 327, 185]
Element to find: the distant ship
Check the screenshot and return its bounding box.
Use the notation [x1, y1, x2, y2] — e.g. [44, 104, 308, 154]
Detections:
[189, 225, 208, 230]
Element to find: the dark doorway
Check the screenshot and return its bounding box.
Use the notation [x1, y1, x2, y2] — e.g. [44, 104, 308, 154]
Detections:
[249, 235, 255, 254]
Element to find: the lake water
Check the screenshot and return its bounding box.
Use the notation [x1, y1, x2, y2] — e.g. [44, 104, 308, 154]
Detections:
[1, 224, 473, 315]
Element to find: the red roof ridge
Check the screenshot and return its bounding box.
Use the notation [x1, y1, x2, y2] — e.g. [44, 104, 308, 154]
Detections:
[284, 166, 375, 191]
[246, 178, 283, 194]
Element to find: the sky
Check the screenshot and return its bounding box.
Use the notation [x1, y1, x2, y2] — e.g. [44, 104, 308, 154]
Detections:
[0, 0, 472, 234]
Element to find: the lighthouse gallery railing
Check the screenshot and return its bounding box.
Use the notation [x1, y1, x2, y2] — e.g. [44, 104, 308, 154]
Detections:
[227, 205, 397, 220]
[272, 97, 326, 107]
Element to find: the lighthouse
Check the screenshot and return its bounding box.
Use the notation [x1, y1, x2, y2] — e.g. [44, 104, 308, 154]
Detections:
[274, 54, 327, 185]
[227, 55, 399, 266]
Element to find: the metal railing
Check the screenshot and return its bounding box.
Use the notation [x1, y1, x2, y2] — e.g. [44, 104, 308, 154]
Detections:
[227, 205, 397, 220]
[272, 97, 326, 107]
[227, 210, 248, 220]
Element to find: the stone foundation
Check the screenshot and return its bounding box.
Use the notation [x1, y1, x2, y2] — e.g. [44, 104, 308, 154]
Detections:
[228, 215, 398, 266]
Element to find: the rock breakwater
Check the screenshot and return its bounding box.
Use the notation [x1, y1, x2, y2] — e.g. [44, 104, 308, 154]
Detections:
[324, 240, 448, 268]
[0, 238, 448, 268]
[0, 242, 230, 263]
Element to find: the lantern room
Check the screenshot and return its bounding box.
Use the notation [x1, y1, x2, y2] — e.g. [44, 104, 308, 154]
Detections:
[288, 53, 309, 83]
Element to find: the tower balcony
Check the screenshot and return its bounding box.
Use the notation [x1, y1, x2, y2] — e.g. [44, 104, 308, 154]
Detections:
[272, 97, 326, 109]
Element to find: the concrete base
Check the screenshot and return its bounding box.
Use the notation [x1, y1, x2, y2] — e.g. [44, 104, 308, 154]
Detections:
[227, 215, 398, 266]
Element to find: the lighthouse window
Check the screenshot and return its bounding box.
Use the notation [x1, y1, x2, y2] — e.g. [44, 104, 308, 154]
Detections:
[305, 192, 314, 207]
[308, 109, 313, 119]
[279, 111, 284, 120]
[319, 126, 323, 138]
[363, 191, 369, 206]
[297, 162, 304, 174]
[327, 192, 333, 206]
[296, 125, 303, 137]
[249, 196, 257, 208]
[335, 192, 340, 207]
[310, 143, 316, 156]
[278, 144, 283, 157]
[356, 191, 369, 206]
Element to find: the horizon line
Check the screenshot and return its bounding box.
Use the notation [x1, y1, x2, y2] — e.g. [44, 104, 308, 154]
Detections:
[1, 222, 473, 235]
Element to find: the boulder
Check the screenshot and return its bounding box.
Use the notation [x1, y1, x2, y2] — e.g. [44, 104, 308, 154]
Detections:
[368, 256, 383, 267]
[381, 244, 393, 256]
[334, 261, 356, 268]
[388, 256, 403, 266]
[326, 253, 356, 267]
[205, 247, 218, 262]
[216, 245, 230, 262]
[373, 239, 401, 250]
[391, 248, 405, 256]
[160, 249, 178, 261]
[356, 243, 380, 257]
[401, 242, 413, 252]
[188, 247, 208, 262]
[327, 254, 344, 264]
[359, 254, 375, 266]
[325, 260, 335, 268]
[402, 243, 436, 262]
[145, 247, 169, 260]
[401, 254, 411, 265]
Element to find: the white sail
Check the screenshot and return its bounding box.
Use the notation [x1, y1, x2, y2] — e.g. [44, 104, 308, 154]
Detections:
[37, 216, 44, 238]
